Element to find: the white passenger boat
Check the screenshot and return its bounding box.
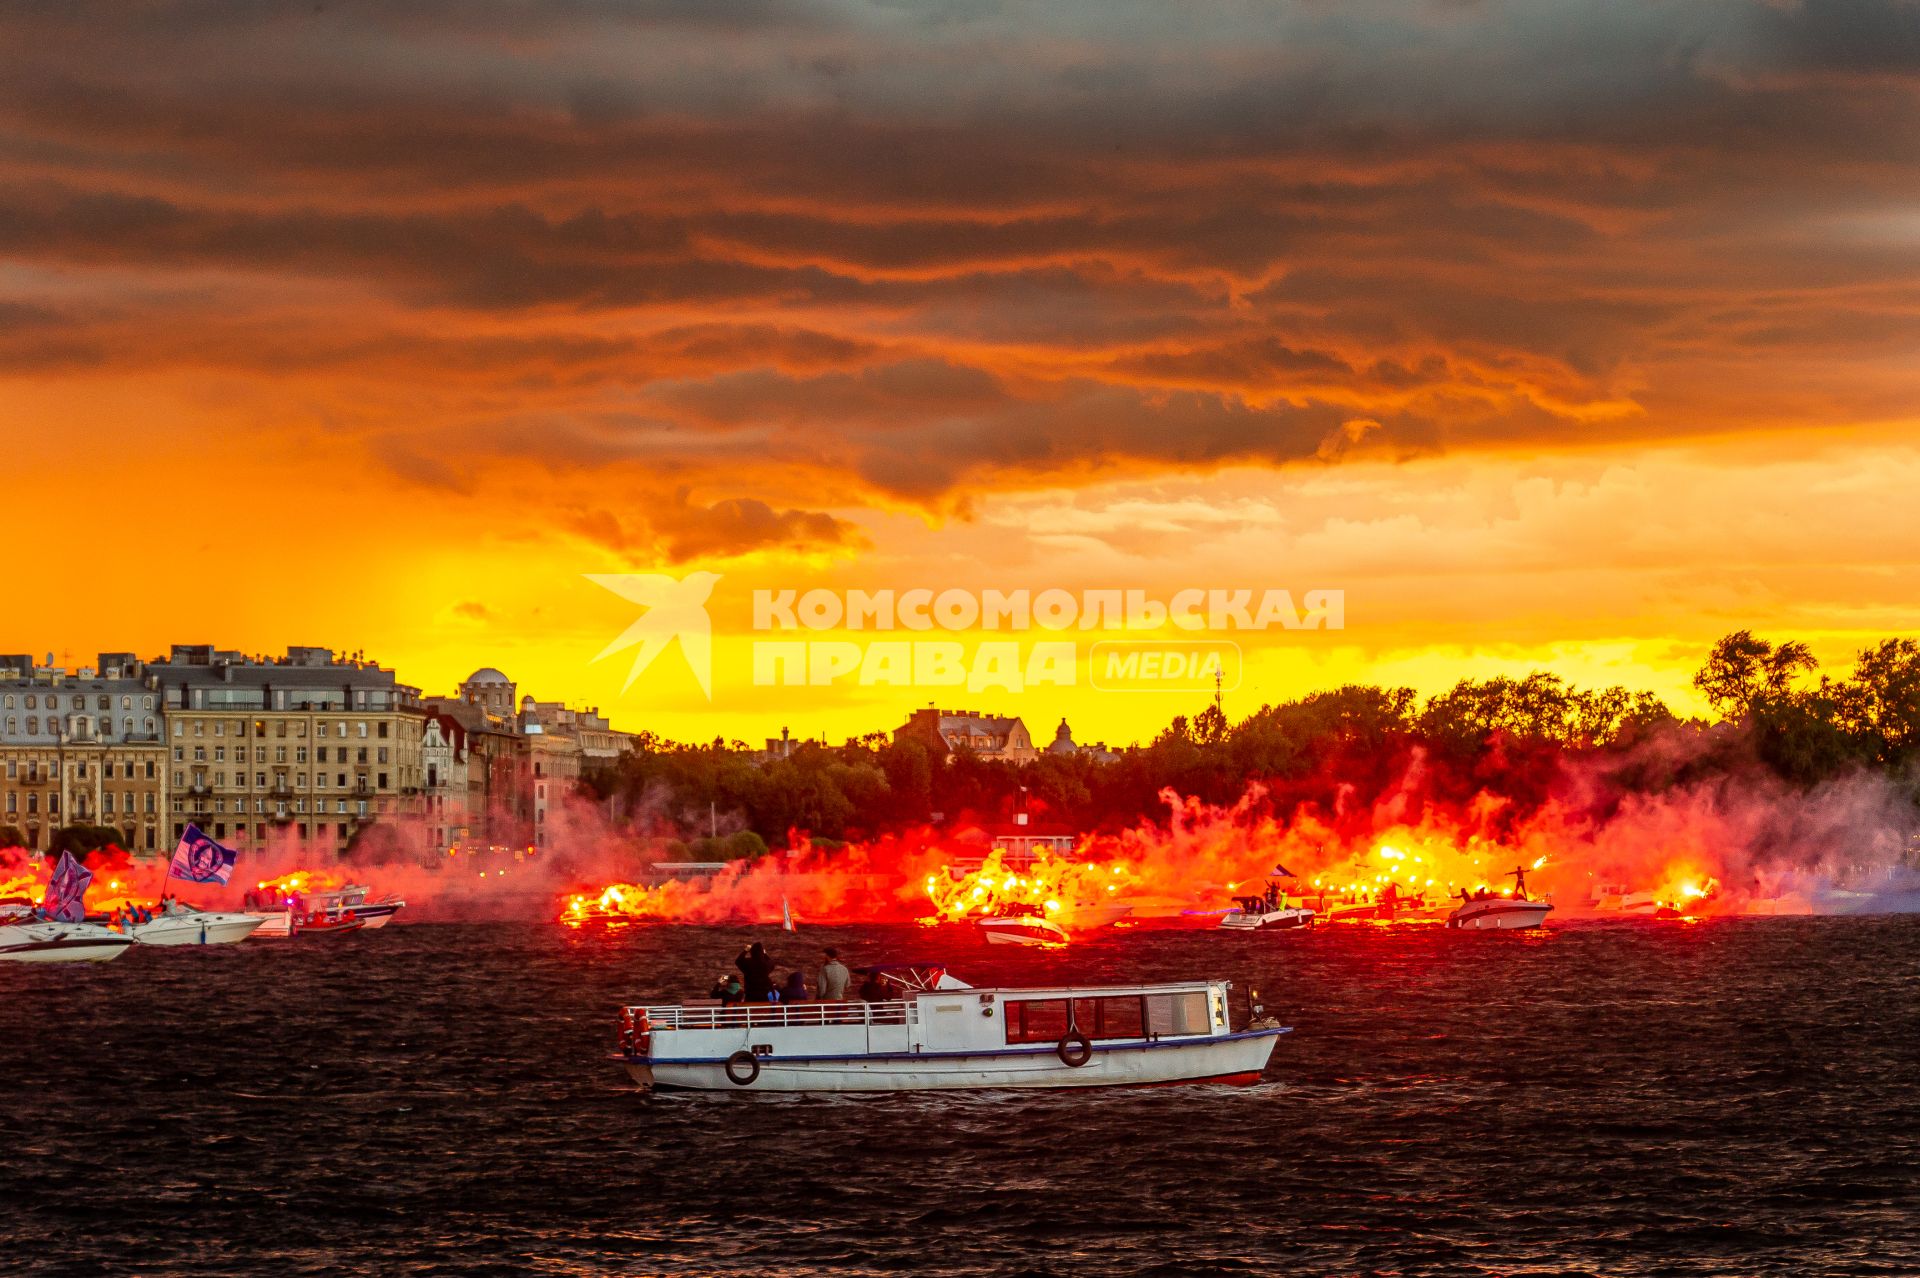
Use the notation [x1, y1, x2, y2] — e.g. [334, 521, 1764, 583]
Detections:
[976, 914, 1069, 946]
[615, 965, 1288, 1093]
[1447, 866, 1553, 930]
[129, 902, 266, 946]
[0, 911, 135, 963]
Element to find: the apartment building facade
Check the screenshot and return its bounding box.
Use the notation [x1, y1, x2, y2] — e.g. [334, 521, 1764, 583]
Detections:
[149, 645, 425, 853]
[0, 653, 170, 854]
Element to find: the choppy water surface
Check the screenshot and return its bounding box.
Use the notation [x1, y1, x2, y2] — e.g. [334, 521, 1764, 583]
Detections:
[2, 917, 1917, 1276]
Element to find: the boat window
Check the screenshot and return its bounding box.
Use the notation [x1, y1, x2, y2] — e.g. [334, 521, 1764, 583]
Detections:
[1005, 998, 1070, 1044]
[1005, 995, 1149, 1043]
[1145, 991, 1211, 1037]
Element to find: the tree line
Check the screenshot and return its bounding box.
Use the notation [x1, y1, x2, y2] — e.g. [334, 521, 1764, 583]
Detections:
[575, 631, 1920, 854]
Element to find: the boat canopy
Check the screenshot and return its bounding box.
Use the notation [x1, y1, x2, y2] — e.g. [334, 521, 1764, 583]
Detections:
[853, 963, 970, 992]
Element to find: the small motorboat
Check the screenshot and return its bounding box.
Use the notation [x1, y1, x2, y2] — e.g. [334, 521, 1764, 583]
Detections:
[129, 902, 266, 946]
[615, 964, 1288, 1092]
[306, 885, 404, 929]
[295, 910, 367, 935]
[1324, 882, 1442, 923]
[245, 909, 294, 938]
[1218, 902, 1316, 930]
[1447, 866, 1553, 930]
[0, 910, 136, 963]
[1218, 876, 1315, 930]
[976, 914, 1069, 946]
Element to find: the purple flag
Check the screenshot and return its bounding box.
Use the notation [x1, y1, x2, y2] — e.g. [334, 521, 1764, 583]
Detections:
[44, 851, 91, 922]
[169, 824, 237, 885]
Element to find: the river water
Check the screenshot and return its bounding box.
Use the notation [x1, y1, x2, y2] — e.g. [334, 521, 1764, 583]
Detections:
[2, 917, 1916, 1276]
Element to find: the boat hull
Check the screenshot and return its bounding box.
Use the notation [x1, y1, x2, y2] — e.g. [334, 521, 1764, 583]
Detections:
[626, 1028, 1285, 1093]
[1448, 901, 1553, 930]
[245, 910, 293, 938]
[354, 902, 403, 929]
[1218, 907, 1315, 931]
[978, 917, 1069, 946]
[131, 913, 266, 946]
[0, 923, 136, 963]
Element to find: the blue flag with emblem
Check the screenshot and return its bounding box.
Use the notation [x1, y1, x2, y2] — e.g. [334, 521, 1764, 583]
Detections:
[44, 851, 91, 922]
[169, 824, 237, 885]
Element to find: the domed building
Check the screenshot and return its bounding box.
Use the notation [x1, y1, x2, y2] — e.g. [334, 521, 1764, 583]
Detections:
[458, 667, 517, 721]
[1047, 718, 1079, 755]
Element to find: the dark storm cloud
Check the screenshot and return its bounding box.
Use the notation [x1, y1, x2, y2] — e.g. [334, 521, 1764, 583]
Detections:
[566, 490, 869, 562]
[2, 0, 1917, 525]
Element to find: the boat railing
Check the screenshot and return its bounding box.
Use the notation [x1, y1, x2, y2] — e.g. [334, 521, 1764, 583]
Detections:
[637, 1000, 916, 1031]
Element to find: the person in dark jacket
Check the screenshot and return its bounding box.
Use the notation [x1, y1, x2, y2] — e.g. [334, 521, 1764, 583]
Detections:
[736, 943, 775, 1002]
[781, 969, 809, 1003]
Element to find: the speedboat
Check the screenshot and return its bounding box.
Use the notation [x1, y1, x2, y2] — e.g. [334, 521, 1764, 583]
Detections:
[614, 964, 1288, 1092]
[129, 903, 266, 946]
[1324, 885, 1442, 922]
[307, 885, 404, 929]
[976, 914, 1069, 946]
[1218, 884, 1315, 930]
[295, 910, 367, 935]
[1219, 902, 1316, 930]
[245, 909, 294, 938]
[0, 911, 135, 963]
[1448, 866, 1553, 931]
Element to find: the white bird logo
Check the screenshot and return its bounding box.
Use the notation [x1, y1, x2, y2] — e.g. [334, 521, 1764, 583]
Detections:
[586, 571, 722, 698]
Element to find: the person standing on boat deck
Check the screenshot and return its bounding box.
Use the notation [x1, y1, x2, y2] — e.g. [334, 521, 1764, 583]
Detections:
[819, 948, 850, 1001]
[782, 968, 809, 1003]
[736, 942, 775, 1002]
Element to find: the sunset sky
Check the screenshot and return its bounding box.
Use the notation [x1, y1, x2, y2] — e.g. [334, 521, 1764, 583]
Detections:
[5, 1, 1918, 744]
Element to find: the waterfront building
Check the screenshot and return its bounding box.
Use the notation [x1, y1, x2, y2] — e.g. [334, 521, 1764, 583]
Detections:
[147, 645, 425, 853]
[0, 653, 169, 855]
[895, 708, 1039, 763]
